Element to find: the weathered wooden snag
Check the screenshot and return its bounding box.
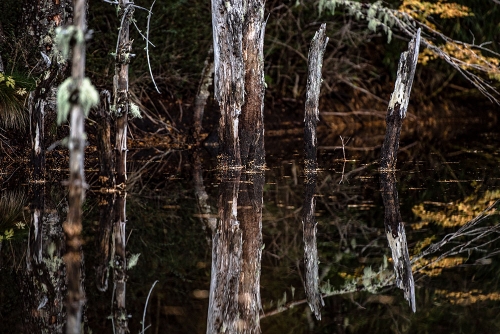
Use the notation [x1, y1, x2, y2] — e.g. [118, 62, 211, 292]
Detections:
[380, 172, 416, 312]
[379, 28, 420, 313]
[303, 23, 328, 321]
[380, 28, 421, 171]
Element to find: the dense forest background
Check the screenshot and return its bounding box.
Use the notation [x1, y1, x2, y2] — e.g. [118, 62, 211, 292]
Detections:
[0, 0, 499, 143]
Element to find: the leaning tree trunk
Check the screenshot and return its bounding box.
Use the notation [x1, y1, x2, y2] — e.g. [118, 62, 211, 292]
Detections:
[302, 23, 328, 321]
[22, 0, 72, 180]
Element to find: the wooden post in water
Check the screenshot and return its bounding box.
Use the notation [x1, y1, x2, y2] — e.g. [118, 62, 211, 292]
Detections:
[380, 28, 420, 313]
[303, 23, 328, 321]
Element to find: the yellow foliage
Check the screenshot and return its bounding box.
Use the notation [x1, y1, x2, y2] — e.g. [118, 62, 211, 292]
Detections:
[412, 190, 500, 228]
[435, 289, 500, 305]
[400, 0, 473, 29]
[413, 256, 465, 276]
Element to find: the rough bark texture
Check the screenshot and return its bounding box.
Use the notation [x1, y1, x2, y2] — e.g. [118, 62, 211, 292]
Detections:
[380, 29, 420, 171]
[302, 177, 324, 320]
[207, 170, 243, 334]
[23, 0, 72, 180]
[239, 0, 266, 169]
[212, 0, 245, 167]
[63, 1, 87, 333]
[95, 90, 115, 189]
[380, 172, 416, 312]
[114, 0, 134, 185]
[194, 47, 214, 139]
[304, 23, 328, 174]
[302, 24, 328, 320]
[23, 184, 66, 334]
[237, 171, 264, 333]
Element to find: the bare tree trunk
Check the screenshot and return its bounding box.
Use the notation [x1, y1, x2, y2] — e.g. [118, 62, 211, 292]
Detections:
[239, 0, 266, 169]
[237, 172, 264, 334]
[302, 23, 328, 321]
[211, 0, 245, 167]
[207, 170, 242, 334]
[114, 0, 134, 186]
[380, 29, 421, 171]
[23, 0, 72, 180]
[380, 172, 416, 312]
[379, 28, 420, 313]
[63, 1, 92, 333]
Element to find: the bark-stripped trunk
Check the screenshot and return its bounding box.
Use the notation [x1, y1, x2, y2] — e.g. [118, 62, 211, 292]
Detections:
[380, 172, 416, 312]
[23, 184, 66, 333]
[114, 0, 133, 186]
[380, 29, 421, 171]
[239, 0, 266, 169]
[112, 4, 132, 330]
[207, 170, 243, 334]
[238, 171, 264, 334]
[23, 0, 72, 180]
[63, 1, 89, 333]
[379, 29, 420, 313]
[302, 24, 328, 321]
[212, 0, 245, 167]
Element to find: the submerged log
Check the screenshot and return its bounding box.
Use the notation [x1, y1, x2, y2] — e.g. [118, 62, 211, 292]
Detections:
[380, 172, 416, 312]
[302, 23, 328, 321]
[380, 28, 421, 171]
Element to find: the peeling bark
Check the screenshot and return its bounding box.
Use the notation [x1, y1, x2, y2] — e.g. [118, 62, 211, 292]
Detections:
[23, 0, 72, 180]
[302, 24, 328, 321]
[238, 171, 264, 333]
[380, 29, 420, 171]
[207, 170, 243, 334]
[380, 172, 416, 312]
[239, 0, 266, 169]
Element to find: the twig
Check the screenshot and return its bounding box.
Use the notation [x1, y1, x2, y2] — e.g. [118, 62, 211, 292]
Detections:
[141, 280, 159, 334]
[146, 0, 160, 93]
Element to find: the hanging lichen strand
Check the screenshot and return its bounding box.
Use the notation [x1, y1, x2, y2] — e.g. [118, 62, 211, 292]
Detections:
[54, 0, 98, 332]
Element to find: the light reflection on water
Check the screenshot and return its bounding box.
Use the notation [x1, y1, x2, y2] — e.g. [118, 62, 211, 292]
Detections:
[0, 123, 499, 333]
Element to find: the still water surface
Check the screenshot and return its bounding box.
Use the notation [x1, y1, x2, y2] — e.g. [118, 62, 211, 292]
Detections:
[1, 116, 499, 333]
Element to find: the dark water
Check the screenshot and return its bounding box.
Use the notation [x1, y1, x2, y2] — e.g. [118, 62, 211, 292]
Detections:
[1, 117, 500, 333]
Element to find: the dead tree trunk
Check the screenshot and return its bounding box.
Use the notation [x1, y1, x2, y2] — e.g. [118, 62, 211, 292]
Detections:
[113, 194, 128, 334]
[302, 23, 328, 321]
[60, 1, 97, 332]
[380, 172, 416, 312]
[379, 28, 420, 313]
[237, 171, 264, 334]
[239, 0, 266, 169]
[207, 170, 243, 334]
[380, 29, 421, 171]
[114, 0, 134, 186]
[23, 0, 72, 180]
[211, 0, 245, 168]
